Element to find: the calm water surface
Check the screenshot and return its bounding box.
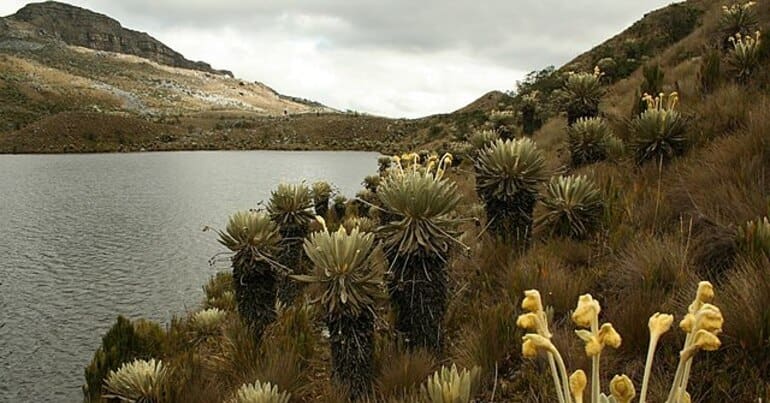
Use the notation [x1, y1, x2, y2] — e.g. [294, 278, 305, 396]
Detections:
[0, 150, 379, 402]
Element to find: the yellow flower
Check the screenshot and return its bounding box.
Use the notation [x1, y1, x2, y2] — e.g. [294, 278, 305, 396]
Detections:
[522, 289, 543, 313]
[609, 374, 636, 403]
[522, 334, 555, 356]
[569, 370, 587, 401]
[648, 312, 674, 339]
[692, 329, 721, 351]
[522, 338, 538, 358]
[682, 330, 721, 360]
[696, 281, 714, 303]
[598, 323, 622, 349]
[572, 294, 601, 328]
[696, 304, 724, 334]
[516, 313, 539, 331]
[680, 314, 695, 333]
[585, 336, 602, 357]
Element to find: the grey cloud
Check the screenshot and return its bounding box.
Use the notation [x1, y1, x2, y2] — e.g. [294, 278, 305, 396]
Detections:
[60, 0, 670, 67]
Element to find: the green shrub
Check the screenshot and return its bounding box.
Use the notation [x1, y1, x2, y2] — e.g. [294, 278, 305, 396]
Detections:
[737, 216, 770, 259]
[203, 271, 235, 311]
[83, 316, 166, 402]
[698, 49, 722, 94]
[536, 175, 604, 239]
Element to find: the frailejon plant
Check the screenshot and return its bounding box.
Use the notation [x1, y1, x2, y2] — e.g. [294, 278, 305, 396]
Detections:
[363, 175, 381, 192]
[633, 64, 665, 116]
[228, 381, 291, 403]
[216, 211, 282, 342]
[736, 216, 770, 258]
[720, 1, 758, 49]
[293, 225, 382, 399]
[419, 364, 481, 403]
[629, 92, 687, 165]
[488, 110, 515, 140]
[103, 359, 168, 403]
[519, 92, 544, 135]
[332, 194, 348, 220]
[342, 215, 378, 233]
[190, 308, 227, 340]
[563, 68, 604, 124]
[267, 183, 315, 305]
[728, 31, 762, 83]
[567, 117, 622, 167]
[536, 175, 604, 240]
[378, 155, 394, 174]
[311, 181, 334, 219]
[516, 281, 723, 403]
[378, 155, 462, 351]
[474, 138, 548, 244]
[468, 129, 499, 156]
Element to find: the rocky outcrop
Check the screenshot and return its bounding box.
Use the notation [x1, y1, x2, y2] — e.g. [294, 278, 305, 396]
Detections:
[5, 1, 233, 76]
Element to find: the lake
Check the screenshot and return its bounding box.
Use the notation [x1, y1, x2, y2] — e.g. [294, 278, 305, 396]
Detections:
[0, 150, 379, 402]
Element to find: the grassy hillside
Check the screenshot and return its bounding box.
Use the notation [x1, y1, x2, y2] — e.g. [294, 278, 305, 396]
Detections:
[82, 0, 770, 402]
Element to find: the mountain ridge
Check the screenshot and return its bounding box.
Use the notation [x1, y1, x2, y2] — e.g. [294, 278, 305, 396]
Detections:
[3, 1, 233, 76]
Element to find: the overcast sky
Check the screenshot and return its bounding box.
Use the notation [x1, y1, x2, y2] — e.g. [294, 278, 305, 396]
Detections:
[2, 1, 673, 118]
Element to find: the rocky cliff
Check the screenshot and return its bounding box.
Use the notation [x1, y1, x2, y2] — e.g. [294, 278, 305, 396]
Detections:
[4, 1, 233, 76]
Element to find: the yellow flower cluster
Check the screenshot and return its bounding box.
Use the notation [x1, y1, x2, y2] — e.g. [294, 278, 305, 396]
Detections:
[722, 1, 756, 14]
[388, 152, 453, 180]
[641, 91, 679, 111]
[516, 281, 724, 403]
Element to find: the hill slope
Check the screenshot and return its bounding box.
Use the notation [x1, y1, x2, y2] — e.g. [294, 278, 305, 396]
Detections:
[0, 1, 354, 152]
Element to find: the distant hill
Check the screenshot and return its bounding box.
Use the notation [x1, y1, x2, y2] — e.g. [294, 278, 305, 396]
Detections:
[0, 1, 337, 131]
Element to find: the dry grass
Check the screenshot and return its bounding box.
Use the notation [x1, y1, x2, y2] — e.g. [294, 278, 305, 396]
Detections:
[81, 0, 770, 401]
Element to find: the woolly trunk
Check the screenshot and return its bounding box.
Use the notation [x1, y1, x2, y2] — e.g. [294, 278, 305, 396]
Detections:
[481, 191, 537, 245]
[327, 310, 375, 400]
[387, 251, 448, 352]
[232, 249, 278, 342]
[276, 223, 309, 305]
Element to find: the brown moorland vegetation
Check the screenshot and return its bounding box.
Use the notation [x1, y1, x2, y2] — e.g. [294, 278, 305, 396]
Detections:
[83, 0, 770, 402]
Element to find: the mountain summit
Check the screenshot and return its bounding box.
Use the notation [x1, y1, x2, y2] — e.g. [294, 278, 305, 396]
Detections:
[4, 1, 232, 76]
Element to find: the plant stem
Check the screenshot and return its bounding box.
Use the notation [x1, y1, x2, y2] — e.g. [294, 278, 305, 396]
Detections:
[552, 348, 574, 403]
[639, 335, 660, 403]
[666, 332, 693, 403]
[548, 353, 567, 403]
[591, 318, 600, 403]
